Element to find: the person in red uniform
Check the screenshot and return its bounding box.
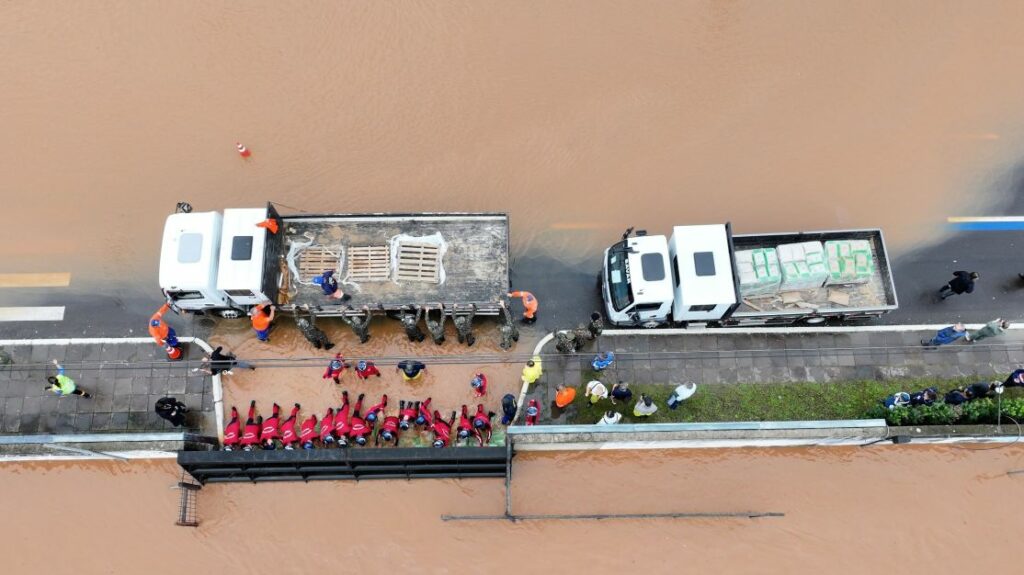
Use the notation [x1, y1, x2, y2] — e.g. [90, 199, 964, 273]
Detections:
[470, 373, 488, 398]
[472, 404, 496, 446]
[323, 353, 350, 384]
[416, 397, 433, 427]
[261, 403, 281, 450]
[348, 393, 371, 446]
[430, 410, 457, 448]
[456, 404, 474, 442]
[355, 360, 381, 380]
[333, 391, 352, 447]
[375, 407, 401, 447]
[364, 394, 388, 424]
[525, 399, 540, 426]
[319, 407, 336, 446]
[398, 400, 420, 431]
[299, 412, 319, 450]
[240, 400, 262, 451]
[507, 290, 539, 324]
[223, 406, 241, 450]
[280, 403, 301, 450]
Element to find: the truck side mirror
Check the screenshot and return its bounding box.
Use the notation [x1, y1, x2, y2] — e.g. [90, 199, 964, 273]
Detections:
[621, 227, 635, 241]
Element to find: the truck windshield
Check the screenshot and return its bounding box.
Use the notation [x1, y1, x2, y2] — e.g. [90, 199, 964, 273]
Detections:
[607, 242, 634, 311]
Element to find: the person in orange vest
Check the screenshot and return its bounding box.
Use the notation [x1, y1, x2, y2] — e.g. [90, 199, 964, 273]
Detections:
[249, 302, 275, 342]
[507, 290, 538, 324]
[555, 384, 576, 409]
[149, 303, 181, 359]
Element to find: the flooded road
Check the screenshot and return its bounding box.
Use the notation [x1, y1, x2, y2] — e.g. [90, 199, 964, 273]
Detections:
[3, 445, 1022, 574]
[4, 1, 1024, 290]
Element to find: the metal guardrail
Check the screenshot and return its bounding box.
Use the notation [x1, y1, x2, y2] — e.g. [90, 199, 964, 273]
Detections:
[507, 419, 887, 435]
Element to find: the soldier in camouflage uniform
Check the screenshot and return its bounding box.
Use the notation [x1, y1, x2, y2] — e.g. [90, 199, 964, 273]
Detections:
[425, 303, 447, 345]
[341, 305, 373, 344]
[398, 305, 426, 343]
[554, 331, 575, 354]
[587, 312, 604, 339]
[572, 323, 593, 351]
[498, 299, 520, 351]
[453, 303, 477, 347]
[295, 314, 335, 350]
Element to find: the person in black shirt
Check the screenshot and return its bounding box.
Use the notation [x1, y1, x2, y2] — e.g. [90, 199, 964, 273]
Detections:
[155, 397, 189, 427]
[193, 346, 254, 376]
[396, 360, 427, 381]
[938, 271, 979, 300]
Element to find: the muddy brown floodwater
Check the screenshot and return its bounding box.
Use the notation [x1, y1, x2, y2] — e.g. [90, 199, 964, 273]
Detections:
[4, 1, 1024, 284]
[5, 1, 1024, 572]
[3, 446, 1023, 574]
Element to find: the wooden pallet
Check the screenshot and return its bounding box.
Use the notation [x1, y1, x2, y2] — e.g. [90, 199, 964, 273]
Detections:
[347, 245, 391, 282]
[395, 241, 441, 283]
[297, 247, 341, 280]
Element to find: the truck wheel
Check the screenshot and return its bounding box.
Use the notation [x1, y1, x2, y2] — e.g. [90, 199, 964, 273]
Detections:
[217, 308, 244, 319]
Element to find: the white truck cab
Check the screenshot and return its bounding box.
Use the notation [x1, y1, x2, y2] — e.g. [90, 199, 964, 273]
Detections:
[216, 208, 273, 308]
[159, 211, 236, 315]
[601, 224, 741, 327]
[601, 232, 674, 327]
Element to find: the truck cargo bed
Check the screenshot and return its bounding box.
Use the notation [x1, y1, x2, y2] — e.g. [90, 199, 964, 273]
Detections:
[730, 229, 896, 317]
[277, 213, 509, 315]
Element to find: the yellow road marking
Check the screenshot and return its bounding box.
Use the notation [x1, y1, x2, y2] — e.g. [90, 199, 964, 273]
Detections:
[0, 273, 71, 288]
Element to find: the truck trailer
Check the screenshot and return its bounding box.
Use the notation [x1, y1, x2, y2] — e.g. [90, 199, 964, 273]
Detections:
[159, 203, 510, 318]
[600, 223, 897, 328]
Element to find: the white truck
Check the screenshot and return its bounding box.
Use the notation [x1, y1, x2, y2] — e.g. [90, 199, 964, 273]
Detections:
[600, 224, 898, 328]
[159, 203, 510, 318]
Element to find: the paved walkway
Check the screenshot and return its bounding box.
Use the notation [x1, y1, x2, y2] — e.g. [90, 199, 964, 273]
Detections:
[0, 340, 216, 436]
[528, 327, 1024, 424]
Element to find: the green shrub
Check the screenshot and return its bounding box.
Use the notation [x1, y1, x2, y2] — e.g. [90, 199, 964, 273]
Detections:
[915, 403, 957, 425]
[864, 402, 957, 426]
[960, 399, 997, 424]
[1000, 398, 1024, 421]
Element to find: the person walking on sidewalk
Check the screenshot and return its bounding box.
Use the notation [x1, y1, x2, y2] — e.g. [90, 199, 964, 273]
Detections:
[154, 397, 189, 427]
[967, 319, 1010, 343]
[938, 271, 979, 300]
[46, 360, 91, 398]
[921, 323, 967, 347]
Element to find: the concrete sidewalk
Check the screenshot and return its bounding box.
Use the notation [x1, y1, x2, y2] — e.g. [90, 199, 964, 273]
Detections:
[0, 339, 216, 436]
[528, 327, 1024, 424]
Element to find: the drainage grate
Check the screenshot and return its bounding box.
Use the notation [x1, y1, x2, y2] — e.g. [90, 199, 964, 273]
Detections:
[346, 245, 391, 282]
[174, 475, 201, 527]
[395, 242, 441, 283]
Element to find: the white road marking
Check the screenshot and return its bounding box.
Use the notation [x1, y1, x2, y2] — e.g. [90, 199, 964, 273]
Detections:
[0, 306, 65, 322]
[0, 272, 71, 288]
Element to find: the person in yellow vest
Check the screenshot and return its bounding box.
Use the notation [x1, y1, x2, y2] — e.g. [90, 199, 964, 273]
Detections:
[46, 360, 91, 398]
[521, 355, 543, 386]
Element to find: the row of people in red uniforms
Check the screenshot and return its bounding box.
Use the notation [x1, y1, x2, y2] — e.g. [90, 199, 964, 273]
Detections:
[222, 394, 497, 450]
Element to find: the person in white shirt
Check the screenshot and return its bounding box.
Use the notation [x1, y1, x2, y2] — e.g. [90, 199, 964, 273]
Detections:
[585, 380, 609, 405]
[598, 410, 622, 425]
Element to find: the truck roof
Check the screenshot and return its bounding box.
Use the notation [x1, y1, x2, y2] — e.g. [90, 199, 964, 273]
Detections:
[158, 211, 222, 291]
[669, 224, 738, 307]
[215, 208, 269, 296]
[626, 235, 675, 305]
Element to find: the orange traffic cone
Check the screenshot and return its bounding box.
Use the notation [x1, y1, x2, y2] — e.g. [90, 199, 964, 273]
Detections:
[236, 142, 251, 158]
[165, 344, 183, 361]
